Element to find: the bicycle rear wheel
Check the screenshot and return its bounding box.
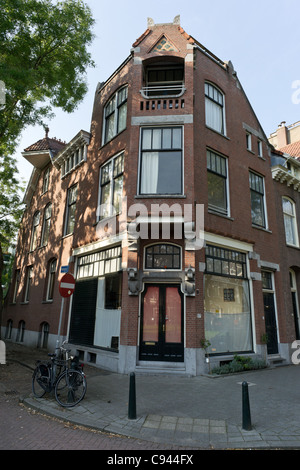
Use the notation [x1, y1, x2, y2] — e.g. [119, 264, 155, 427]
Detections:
[54, 369, 87, 407]
[32, 363, 51, 398]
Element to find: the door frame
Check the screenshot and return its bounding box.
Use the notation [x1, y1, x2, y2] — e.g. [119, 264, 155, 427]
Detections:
[262, 270, 279, 355]
[139, 282, 184, 362]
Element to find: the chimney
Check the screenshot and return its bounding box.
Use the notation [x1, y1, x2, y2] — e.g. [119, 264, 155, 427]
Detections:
[277, 121, 288, 148]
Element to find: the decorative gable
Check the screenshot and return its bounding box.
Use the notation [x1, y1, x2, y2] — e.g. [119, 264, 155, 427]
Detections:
[150, 35, 178, 53]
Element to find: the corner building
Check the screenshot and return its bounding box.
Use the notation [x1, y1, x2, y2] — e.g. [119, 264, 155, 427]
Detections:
[3, 17, 293, 374]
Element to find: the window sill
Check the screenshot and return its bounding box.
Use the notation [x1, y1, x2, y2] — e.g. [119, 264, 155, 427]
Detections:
[61, 233, 74, 240]
[20, 302, 29, 305]
[99, 129, 127, 150]
[42, 300, 54, 304]
[208, 209, 233, 221]
[205, 126, 230, 140]
[285, 243, 300, 250]
[135, 194, 186, 199]
[251, 224, 272, 234]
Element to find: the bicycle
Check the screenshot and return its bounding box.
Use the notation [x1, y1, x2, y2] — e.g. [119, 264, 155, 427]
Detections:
[32, 342, 87, 407]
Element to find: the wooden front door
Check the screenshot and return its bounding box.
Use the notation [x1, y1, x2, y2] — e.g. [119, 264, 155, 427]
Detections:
[139, 284, 184, 362]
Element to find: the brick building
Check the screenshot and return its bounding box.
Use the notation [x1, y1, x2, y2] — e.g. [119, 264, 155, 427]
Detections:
[2, 17, 298, 374]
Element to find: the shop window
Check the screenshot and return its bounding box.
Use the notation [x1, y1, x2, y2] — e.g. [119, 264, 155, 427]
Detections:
[204, 245, 252, 355]
[105, 273, 122, 309]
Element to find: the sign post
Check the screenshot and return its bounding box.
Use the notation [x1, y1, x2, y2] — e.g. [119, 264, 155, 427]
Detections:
[56, 272, 75, 353]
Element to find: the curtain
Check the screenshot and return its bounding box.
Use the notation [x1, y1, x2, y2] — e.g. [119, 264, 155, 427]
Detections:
[205, 98, 223, 134]
[140, 152, 159, 194]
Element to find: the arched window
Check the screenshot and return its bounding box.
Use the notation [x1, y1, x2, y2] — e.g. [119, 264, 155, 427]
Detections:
[145, 244, 181, 270]
[282, 197, 298, 246]
[103, 86, 128, 144]
[41, 203, 52, 246]
[205, 82, 225, 135]
[39, 322, 50, 349]
[16, 320, 25, 343]
[5, 319, 13, 339]
[30, 211, 40, 251]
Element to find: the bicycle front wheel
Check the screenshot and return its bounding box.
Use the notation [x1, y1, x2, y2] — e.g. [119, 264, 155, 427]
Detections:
[54, 369, 87, 407]
[32, 363, 51, 398]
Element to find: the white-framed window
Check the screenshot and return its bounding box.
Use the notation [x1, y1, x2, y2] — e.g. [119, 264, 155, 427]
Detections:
[282, 197, 299, 246]
[12, 269, 20, 303]
[207, 149, 229, 216]
[103, 86, 128, 145]
[204, 244, 252, 354]
[257, 140, 263, 157]
[61, 144, 86, 178]
[46, 259, 57, 301]
[98, 152, 124, 220]
[24, 266, 33, 303]
[144, 243, 181, 270]
[64, 185, 77, 235]
[249, 171, 266, 228]
[42, 167, 50, 193]
[41, 203, 52, 246]
[205, 82, 225, 135]
[30, 211, 40, 251]
[246, 133, 252, 151]
[139, 126, 183, 195]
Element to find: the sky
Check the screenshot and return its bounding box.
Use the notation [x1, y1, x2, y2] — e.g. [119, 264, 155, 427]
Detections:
[13, 0, 300, 185]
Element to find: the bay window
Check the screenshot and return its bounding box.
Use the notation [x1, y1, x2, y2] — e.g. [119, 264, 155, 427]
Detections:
[103, 86, 128, 144]
[139, 127, 183, 195]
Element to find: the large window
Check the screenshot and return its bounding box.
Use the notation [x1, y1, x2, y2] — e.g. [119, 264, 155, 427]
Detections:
[30, 211, 40, 251]
[103, 86, 128, 144]
[205, 82, 225, 135]
[41, 203, 52, 246]
[99, 152, 124, 220]
[24, 266, 33, 303]
[204, 245, 252, 355]
[249, 171, 266, 228]
[282, 197, 298, 246]
[207, 149, 228, 216]
[64, 185, 77, 235]
[139, 127, 183, 195]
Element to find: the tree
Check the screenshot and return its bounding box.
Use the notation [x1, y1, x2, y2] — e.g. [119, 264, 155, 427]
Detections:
[0, 154, 25, 337]
[0, 0, 95, 155]
[0, 0, 95, 336]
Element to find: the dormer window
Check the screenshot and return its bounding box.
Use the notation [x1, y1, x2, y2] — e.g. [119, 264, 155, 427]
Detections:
[141, 61, 185, 99]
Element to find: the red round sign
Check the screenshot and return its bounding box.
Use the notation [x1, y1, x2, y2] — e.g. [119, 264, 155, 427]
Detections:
[59, 273, 75, 298]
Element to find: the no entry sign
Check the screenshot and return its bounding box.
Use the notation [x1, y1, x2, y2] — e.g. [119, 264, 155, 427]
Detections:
[59, 272, 75, 297]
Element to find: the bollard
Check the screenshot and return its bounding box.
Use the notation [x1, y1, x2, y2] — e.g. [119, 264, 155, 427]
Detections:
[128, 372, 137, 420]
[242, 381, 252, 430]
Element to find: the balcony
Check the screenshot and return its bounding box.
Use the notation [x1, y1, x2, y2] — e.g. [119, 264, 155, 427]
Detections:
[140, 84, 186, 99]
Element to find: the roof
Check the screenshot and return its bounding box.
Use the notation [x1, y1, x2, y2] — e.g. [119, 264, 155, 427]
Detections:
[24, 128, 66, 155]
[279, 141, 300, 158]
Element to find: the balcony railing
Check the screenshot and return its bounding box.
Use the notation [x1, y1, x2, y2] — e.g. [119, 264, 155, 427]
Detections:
[140, 84, 186, 99]
[140, 98, 185, 111]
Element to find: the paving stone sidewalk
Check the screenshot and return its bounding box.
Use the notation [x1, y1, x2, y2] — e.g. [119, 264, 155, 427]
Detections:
[3, 342, 300, 449]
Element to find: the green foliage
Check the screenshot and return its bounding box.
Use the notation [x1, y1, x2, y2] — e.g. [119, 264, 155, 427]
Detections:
[0, 0, 95, 154]
[211, 355, 267, 375]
